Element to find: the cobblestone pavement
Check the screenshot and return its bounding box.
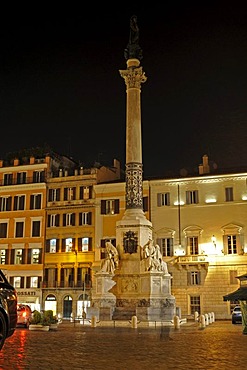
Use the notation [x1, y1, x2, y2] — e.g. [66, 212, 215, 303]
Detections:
[0, 320, 246, 370]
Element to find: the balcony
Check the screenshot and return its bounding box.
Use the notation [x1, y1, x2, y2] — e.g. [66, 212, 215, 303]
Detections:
[42, 281, 92, 289]
[174, 254, 209, 269]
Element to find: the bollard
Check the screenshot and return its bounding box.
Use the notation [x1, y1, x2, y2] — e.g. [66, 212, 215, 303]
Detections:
[173, 315, 180, 329]
[208, 312, 212, 324]
[91, 315, 97, 328]
[205, 313, 209, 325]
[194, 311, 199, 322]
[131, 315, 138, 328]
[199, 314, 206, 329]
[211, 312, 215, 322]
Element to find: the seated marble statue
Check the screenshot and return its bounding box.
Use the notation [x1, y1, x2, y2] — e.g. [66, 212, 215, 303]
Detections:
[141, 239, 168, 273]
[100, 241, 119, 274]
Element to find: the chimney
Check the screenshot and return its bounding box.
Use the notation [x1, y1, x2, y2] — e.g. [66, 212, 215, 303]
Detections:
[199, 154, 210, 175]
[30, 156, 35, 165]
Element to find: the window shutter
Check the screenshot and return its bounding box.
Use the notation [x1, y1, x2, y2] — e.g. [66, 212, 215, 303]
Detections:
[78, 238, 82, 252]
[46, 240, 50, 252]
[143, 196, 148, 211]
[223, 235, 228, 254]
[7, 197, 12, 211]
[187, 272, 191, 285]
[157, 193, 162, 207]
[79, 186, 83, 200]
[10, 250, 15, 264]
[88, 212, 92, 225]
[55, 214, 60, 227]
[39, 249, 42, 263]
[195, 191, 199, 204]
[101, 200, 106, 214]
[89, 238, 92, 251]
[30, 195, 34, 210]
[37, 194, 41, 209]
[114, 199, 120, 214]
[26, 277, 30, 288]
[48, 189, 52, 202]
[61, 239, 66, 252]
[27, 249, 31, 264]
[21, 277, 25, 288]
[64, 188, 68, 201]
[5, 250, 9, 264]
[22, 249, 26, 264]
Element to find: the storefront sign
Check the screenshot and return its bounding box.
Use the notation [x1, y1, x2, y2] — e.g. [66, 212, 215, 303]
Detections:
[17, 291, 37, 296]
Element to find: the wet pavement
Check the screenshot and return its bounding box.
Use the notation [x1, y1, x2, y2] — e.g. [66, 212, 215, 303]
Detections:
[0, 320, 246, 370]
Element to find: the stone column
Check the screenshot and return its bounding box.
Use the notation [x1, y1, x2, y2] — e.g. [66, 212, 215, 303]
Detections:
[119, 59, 147, 217]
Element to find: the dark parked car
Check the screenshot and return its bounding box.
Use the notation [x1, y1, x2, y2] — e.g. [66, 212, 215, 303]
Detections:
[232, 305, 242, 324]
[0, 269, 17, 350]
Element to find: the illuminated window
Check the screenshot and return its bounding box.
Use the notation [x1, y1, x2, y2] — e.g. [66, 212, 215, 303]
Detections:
[64, 187, 76, 201]
[227, 235, 237, 254]
[30, 276, 38, 288]
[15, 249, 23, 264]
[101, 199, 119, 215]
[32, 249, 40, 264]
[13, 276, 21, 288]
[50, 239, 57, 253]
[79, 186, 92, 200]
[66, 238, 73, 252]
[0, 250, 6, 264]
[188, 236, 199, 255]
[190, 296, 200, 314]
[82, 238, 89, 252]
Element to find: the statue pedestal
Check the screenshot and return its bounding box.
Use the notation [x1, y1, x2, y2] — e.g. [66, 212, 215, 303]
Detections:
[111, 270, 176, 322]
[87, 272, 116, 320]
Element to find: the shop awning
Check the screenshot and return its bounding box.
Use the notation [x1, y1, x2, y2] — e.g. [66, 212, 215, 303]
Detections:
[223, 287, 247, 301]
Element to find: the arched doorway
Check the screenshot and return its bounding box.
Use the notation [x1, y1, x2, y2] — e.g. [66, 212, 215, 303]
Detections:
[77, 293, 90, 318]
[63, 295, 72, 319]
[44, 294, 57, 315]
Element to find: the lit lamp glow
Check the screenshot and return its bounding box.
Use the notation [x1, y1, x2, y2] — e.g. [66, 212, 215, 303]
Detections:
[211, 235, 216, 247]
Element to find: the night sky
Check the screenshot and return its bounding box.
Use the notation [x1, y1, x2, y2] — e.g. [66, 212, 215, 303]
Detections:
[1, 4, 247, 178]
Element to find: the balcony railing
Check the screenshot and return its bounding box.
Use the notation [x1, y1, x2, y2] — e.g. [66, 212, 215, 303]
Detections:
[42, 281, 92, 289]
[175, 254, 209, 266]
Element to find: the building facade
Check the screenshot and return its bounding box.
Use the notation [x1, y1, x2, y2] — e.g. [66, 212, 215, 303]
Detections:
[0, 151, 246, 320]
